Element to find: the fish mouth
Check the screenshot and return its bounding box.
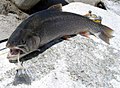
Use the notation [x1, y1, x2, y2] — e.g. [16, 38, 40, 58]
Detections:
[7, 47, 27, 62]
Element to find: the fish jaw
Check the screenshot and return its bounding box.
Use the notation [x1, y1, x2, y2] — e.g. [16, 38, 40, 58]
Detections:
[7, 47, 27, 62]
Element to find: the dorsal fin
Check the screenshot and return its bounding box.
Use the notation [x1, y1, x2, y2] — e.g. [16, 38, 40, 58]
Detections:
[48, 3, 62, 11]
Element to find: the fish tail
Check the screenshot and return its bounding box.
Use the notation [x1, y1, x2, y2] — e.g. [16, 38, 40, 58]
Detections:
[99, 25, 114, 44]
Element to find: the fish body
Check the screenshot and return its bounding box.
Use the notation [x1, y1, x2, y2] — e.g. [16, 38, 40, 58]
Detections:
[6, 4, 113, 62]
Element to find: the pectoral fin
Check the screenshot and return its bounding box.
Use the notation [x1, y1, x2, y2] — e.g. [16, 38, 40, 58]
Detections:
[79, 31, 90, 38]
[62, 35, 71, 40]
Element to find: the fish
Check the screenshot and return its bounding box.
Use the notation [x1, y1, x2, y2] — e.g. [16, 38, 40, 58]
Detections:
[6, 4, 114, 62]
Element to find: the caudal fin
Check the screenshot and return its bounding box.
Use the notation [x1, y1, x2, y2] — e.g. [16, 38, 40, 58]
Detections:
[99, 25, 114, 44]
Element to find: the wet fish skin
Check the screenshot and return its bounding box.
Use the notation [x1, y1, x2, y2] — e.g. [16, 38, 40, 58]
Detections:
[6, 4, 114, 61]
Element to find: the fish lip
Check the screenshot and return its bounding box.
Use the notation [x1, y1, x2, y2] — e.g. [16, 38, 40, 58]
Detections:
[7, 53, 27, 61]
[7, 47, 27, 61]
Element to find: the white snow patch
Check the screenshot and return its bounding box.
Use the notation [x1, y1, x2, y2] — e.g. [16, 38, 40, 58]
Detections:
[102, 0, 120, 16]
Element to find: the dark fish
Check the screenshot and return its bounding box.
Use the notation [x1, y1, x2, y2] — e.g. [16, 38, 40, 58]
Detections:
[6, 4, 114, 62]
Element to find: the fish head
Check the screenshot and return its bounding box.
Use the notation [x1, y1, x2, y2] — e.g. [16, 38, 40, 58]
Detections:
[6, 27, 40, 62]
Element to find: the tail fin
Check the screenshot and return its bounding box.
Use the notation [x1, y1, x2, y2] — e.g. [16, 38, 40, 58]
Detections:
[99, 25, 114, 44]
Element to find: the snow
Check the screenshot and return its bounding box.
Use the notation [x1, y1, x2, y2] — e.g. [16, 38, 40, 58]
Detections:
[102, 0, 120, 16]
[0, 2, 120, 88]
[0, 14, 21, 40]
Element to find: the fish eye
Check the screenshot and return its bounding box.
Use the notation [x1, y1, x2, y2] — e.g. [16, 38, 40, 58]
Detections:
[22, 40, 26, 44]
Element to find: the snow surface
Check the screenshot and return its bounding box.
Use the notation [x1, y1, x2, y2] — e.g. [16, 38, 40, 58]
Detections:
[102, 0, 120, 16]
[0, 14, 21, 40]
[0, 2, 120, 88]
